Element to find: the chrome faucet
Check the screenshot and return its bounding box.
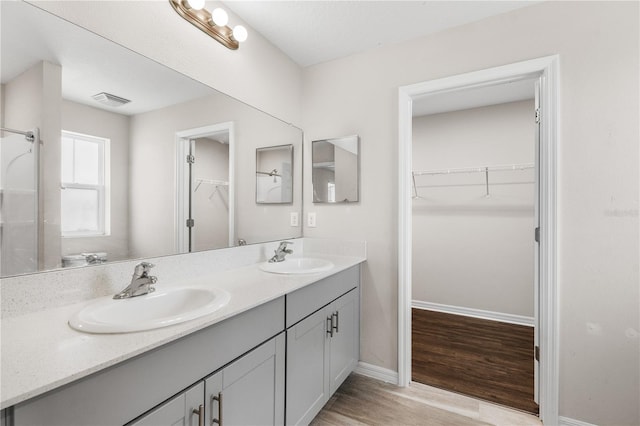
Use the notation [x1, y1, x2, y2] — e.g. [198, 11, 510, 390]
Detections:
[269, 241, 293, 263]
[113, 262, 157, 299]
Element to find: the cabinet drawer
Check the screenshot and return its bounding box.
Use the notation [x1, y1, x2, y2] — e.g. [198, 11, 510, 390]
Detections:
[286, 266, 359, 328]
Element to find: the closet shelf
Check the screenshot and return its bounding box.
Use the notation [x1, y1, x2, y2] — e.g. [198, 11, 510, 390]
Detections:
[412, 162, 534, 198]
[412, 163, 534, 176]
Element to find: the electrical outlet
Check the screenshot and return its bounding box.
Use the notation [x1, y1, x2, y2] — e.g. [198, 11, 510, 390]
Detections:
[290, 212, 299, 227]
[307, 212, 317, 228]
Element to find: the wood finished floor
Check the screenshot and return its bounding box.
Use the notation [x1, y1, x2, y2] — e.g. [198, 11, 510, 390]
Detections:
[310, 374, 541, 426]
[412, 309, 538, 414]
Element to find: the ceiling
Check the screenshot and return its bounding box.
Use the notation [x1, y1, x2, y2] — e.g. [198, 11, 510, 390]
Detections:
[224, 1, 539, 68]
[1, 1, 213, 116]
[223, 1, 538, 115]
[1, 1, 539, 118]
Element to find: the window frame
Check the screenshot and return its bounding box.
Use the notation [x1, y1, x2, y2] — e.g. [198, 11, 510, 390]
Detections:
[60, 130, 111, 238]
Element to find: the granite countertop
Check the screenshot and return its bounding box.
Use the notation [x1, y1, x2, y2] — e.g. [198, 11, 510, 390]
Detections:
[0, 255, 365, 409]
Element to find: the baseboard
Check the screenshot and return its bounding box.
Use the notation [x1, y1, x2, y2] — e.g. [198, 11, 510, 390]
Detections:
[558, 416, 598, 426]
[412, 300, 535, 327]
[354, 362, 399, 385]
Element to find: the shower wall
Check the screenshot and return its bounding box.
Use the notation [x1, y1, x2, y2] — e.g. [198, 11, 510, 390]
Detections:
[0, 133, 37, 275]
[412, 100, 535, 317]
[1, 60, 62, 273]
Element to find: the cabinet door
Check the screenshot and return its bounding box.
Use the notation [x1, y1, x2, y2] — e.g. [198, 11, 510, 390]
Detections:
[205, 333, 285, 426]
[286, 308, 331, 426]
[129, 381, 204, 426]
[328, 288, 359, 395]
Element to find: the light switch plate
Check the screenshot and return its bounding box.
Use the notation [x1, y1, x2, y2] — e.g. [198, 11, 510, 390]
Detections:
[290, 212, 299, 227]
[307, 212, 316, 227]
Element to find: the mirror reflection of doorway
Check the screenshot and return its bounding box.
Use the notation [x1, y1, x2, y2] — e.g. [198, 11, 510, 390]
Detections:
[175, 123, 234, 254]
[187, 136, 229, 252]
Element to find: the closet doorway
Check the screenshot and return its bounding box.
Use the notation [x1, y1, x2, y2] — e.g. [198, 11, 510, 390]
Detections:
[410, 85, 538, 414]
[398, 57, 559, 424]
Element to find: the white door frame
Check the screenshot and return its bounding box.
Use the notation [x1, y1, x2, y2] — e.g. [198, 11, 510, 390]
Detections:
[397, 56, 559, 424]
[175, 122, 235, 252]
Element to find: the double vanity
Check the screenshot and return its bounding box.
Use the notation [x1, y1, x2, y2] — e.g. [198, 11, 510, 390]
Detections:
[0, 239, 366, 426]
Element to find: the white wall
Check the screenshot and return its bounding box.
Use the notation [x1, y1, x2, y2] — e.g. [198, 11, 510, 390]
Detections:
[60, 100, 130, 261]
[302, 2, 639, 425]
[30, 0, 303, 126]
[412, 100, 535, 317]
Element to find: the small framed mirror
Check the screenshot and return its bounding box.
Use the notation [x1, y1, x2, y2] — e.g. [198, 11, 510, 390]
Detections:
[256, 144, 294, 204]
[312, 135, 360, 203]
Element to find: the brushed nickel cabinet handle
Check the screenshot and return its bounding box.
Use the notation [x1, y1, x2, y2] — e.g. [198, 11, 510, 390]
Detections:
[333, 311, 339, 333]
[212, 392, 223, 425]
[192, 404, 204, 426]
[326, 316, 334, 338]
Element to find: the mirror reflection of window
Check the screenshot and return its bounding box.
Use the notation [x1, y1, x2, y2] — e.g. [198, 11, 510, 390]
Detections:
[60, 131, 110, 237]
[327, 182, 336, 203]
[312, 135, 359, 203]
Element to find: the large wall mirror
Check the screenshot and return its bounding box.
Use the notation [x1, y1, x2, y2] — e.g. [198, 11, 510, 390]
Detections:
[312, 135, 360, 203]
[0, 1, 302, 277]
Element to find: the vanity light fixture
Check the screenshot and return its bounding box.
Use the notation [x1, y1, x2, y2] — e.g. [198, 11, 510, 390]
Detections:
[169, 0, 248, 50]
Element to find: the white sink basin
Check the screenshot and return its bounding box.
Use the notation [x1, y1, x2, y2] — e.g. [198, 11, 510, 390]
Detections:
[259, 258, 334, 274]
[69, 286, 231, 334]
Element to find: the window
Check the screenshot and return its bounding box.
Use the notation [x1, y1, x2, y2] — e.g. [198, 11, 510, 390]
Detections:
[327, 182, 336, 203]
[61, 131, 110, 237]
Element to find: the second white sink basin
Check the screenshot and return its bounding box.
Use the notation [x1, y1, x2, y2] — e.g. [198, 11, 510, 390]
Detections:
[69, 286, 231, 334]
[260, 258, 334, 274]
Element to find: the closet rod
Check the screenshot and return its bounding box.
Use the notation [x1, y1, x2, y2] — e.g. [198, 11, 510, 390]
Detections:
[413, 163, 534, 177]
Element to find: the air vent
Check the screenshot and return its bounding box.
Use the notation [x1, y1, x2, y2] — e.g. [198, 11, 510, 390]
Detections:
[91, 92, 131, 107]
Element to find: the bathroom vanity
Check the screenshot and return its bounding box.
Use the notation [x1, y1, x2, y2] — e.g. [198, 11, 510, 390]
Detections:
[0, 249, 364, 426]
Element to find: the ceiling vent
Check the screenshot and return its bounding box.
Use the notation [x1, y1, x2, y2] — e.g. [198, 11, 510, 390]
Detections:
[92, 92, 131, 107]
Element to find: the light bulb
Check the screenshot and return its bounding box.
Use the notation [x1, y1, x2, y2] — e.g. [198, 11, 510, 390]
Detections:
[187, 0, 205, 10]
[210, 8, 228, 26]
[232, 25, 248, 42]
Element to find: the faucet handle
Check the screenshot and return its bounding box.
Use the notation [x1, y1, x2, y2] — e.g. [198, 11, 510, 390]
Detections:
[134, 262, 155, 276]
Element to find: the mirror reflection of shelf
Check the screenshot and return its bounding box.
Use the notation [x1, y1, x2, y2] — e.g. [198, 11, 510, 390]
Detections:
[311, 162, 335, 171]
[193, 178, 229, 192]
[256, 170, 282, 177]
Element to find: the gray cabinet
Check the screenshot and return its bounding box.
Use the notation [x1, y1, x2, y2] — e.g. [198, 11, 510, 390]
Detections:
[328, 288, 358, 395]
[130, 382, 204, 426]
[12, 297, 284, 426]
[205, 333, 285, 426]
[130, 333, 285, 426]
[286, 285, 359, 426]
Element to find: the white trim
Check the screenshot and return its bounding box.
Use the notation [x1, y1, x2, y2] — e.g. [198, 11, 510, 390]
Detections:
[398, 55, 559, 425]
[559, 416, 598, 426]
[411, 300, 535, 327]
[354, 362, 399, 385]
